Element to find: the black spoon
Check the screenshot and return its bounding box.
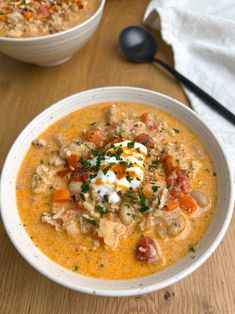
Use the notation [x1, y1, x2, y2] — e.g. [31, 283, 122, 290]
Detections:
[119, 25, 235, 125]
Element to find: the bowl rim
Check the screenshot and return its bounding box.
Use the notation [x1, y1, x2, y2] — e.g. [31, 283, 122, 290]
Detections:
[0, 0, 105, 42]
[1, 86, 234, 296]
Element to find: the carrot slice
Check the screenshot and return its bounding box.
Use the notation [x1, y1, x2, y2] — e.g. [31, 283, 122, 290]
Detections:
[23, 12, 33, 20]
[52, 189, 70, 203]
[67, 154, 80, 170]
[179, 195, 197, 213]
[0, 15, 6, 22]
[166, 200, 179, 211]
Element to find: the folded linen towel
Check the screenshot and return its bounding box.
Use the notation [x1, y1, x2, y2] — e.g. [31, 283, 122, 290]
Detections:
[144, 0, 235, 174]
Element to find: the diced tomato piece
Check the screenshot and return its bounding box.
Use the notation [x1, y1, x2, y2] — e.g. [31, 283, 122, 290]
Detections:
[167, 170, 190, 194]
[179, 195, 197, 213]
[135, 133, 154, 148]
[67, 154, 80, 170]
[74, 202, 86, 211]
[52, 189, 70, 203]
[169, 186, 182, 198]
[39, 4, 49, 17]
[72, 170, 89, 182]
[140, 113, 149, 123]
[135, 236, 159, 263]
[56, 168, 71, 177]
[177, 170, 190, 193]
[85, 128, 105, 146]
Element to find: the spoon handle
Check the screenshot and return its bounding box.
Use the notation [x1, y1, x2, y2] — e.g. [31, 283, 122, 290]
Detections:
[153, 57, 235, 125]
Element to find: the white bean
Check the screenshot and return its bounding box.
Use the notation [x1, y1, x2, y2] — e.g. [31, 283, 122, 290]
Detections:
[119, 203, 134, 226]
[167, 214, 186, 237]
[191, 190, 209, 208]
[68, 181, 82, 194]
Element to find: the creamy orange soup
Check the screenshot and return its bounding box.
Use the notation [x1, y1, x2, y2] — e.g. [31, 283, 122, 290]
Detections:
[16, 103, 216, 279]
[0, 0, 99, 38]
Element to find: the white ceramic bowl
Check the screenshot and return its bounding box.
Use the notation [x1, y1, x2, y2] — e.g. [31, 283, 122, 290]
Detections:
[1, 87, 234, 296]
[0, 0, 105, 67]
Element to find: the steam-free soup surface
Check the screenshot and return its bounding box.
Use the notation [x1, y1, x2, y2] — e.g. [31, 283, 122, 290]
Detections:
[16, 102, 216, 279]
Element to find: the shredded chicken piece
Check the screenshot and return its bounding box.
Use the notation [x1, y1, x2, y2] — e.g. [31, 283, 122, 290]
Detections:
[49, 155, 65, 166]
[98, 218, 126, 249]
[32, 165, 55, 193]
[59, 140, 95, 158]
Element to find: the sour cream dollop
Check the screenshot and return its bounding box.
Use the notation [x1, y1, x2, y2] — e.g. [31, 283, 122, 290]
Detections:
[90, 140, 147, 203]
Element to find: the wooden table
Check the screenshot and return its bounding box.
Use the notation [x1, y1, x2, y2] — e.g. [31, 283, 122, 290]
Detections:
[0, 1, 234, 313]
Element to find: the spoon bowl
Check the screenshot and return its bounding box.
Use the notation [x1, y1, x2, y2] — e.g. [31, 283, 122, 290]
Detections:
[119, 26, 157, 63]
[119, 25, 235, 125]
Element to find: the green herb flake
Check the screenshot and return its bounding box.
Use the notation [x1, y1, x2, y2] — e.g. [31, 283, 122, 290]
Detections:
[95, 205, 108, 216]
[102, 167, 110, 175]
[149, 159, 160, 169]
[73, 265, 79, 271]
[83, 217, 99, 228]
[172, 128, 180, 134]
[80, 158, 91, 168]
[124, 191, 139, 202]
[152, 186, 160, 192]
[79, 192, 85, 201]
[81, 182, 90, 193]
[189, 245, 196, 253]
[138, 193, 150, 213]
[103, 194, 109, 202]
[89, 174, 97, 180]
[126, 176, 132, 183]
[142, 140, 148, 146]
[136, 147, 141, 153]
[127, 142, 135, 149]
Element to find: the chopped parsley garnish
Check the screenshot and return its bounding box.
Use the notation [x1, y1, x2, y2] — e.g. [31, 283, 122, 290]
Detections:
[172, 128, 180, 133]
[127, 142, 135, 148]
[103, 194, 109, 202]
[95, 205, 108, 216]
[81, 182, 90, 193]
[152, 186, 160, 192]
[142, 140, 148, 146]
[124, 191, 139, 202]
[89, 174, 97, 180]
[79, 192, 85, 201]
[139, 193, 150, 213]
[136, 147, 141, 153]
[149, 159, 160, 169]
[102, 167, 110, 175]
[189, 245, 196, 253]
[119, 161, 126, 165]
[126, 176, 132, 183]
[80, 158, 91, 168]
[83, 217, 99, 228]
[156, 196, 160, 206]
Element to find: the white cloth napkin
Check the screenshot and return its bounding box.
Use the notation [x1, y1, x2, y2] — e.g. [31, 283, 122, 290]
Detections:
[144, 0, 235, 174]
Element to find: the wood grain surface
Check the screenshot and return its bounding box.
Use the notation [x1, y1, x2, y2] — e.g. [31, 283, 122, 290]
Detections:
[0, 1, 234, 313]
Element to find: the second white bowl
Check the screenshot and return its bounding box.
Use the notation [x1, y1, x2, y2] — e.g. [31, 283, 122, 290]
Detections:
[0, 0, 105, 67]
